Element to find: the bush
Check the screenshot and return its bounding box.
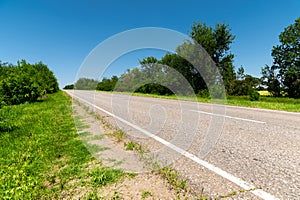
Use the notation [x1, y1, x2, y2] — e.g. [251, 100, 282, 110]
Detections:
[198, 89, 210, 98]
[0, 60, 59, 106]
[209, 85, 226, 99]
[63, 84, 74, 89]
[75, 78, 98, 90]
[249, 91, 260, 101]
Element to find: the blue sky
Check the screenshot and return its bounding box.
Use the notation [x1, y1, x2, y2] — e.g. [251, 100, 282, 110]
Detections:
[0, 0, 299, 87]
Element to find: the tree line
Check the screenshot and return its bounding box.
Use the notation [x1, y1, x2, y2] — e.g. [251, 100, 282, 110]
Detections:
[67, 18, 300, 99]
[0, 60, 59, 107]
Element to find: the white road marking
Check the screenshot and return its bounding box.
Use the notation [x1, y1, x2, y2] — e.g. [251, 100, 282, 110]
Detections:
[191, 110, 266, 124]
[67, 92, 278, 200]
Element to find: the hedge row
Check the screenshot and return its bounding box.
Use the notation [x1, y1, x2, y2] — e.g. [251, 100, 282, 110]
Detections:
[0, 60, 59, 107]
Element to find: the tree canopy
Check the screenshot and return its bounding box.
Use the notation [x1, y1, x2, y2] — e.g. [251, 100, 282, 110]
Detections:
[95, 19, 300, 99]
[262, 18, 300, 98]
[190, 22, 236, 91]
[74, 78, 99, 90]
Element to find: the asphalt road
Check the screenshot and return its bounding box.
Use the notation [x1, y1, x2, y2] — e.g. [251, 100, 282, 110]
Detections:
[65, 90, 300, 199]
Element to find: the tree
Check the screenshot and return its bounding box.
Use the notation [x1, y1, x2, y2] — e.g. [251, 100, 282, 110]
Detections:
[32, 61, 59, 94]
[230, 74, 260, 96]
[237, 66, 245, 80]
[264, 18, 300, 98]
[63, 84, 74, 89]
[261, 65, 281, 97]
[74, 78, 98, 90]
[160, 53, 205, 93]
[190, 22, 236, 92]
[97, 76, 119, 91]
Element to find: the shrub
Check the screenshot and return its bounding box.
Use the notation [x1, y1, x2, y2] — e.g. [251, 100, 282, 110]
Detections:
[0, 60, 59, 106]
[249, 91, 260, 101]
[63, 84, 74, 89]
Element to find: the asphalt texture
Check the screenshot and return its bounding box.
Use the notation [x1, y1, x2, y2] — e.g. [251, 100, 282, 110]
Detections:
[65, 90, 300, 199]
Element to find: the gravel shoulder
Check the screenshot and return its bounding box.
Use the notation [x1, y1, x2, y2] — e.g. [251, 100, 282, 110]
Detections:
[72, 100, 196, 199]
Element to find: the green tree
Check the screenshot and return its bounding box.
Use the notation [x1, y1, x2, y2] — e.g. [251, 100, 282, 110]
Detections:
[75, 78, 98, 90]
[237, 66, 245, 80]
[261, 65, 282, 97]
[160, 53, 206, 94]
[266, 18, 300, 98]
[230, 74, 260, 96]
[63, 84, 74, 89]
[0, 63, 42, 105]
[190, 22, 236, 92]
[97, 76, 119, 91]
[32, 61, 59, 94]
[0, 60, 59, 106]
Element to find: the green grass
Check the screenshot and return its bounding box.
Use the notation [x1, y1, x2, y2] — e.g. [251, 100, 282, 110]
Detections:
[159, 166, 188, 196]
[97, 90, 300, 112]
[108, 129, 126, 142]
[124, 141, 144, 153]
[226, 95, 300, 112]
[0, 91, 127, 199]
[141, 190, 153, 199]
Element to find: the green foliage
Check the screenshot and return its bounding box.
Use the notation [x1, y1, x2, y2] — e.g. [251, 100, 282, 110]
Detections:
[198, 89, 210, 98]
[261, 65, 282, 97]
[0, 60, 59, 106]
[75, 78, 99, 90]
[141, 190, 153, 199]
[262, 18, 300, 98]
[97, 76, 118, 91]
[32, 61, 59, 94]
[0, 107, 18, 132]
[190, 22, 236, 92]
[97, 22, 236, 97]
[109, 130, 126, 142]
[0, 92, 127, 199]
[159, 166, 187, 195]
[160, 53, 206, 94]
[124, 141, 143, 152]
[63, 84, 74, 89]
[89, 167, 124, 186]
[249, 91, 260, 101]
[230, 74, 260, 96]
[236, 66, 245, 80]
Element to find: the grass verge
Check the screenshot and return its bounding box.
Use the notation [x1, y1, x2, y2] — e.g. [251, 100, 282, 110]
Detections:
[96, 90, 300, 112]
[0, 91, 128, 199]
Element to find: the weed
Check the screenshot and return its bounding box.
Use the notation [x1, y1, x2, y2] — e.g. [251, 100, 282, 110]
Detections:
[218, 187, 257, 199]
[124, 141, 143, 153]
[109, 129, 126, 142]
[197, 187, 207, 200]
[89, 167, 125, 186]
[141, 190, 153, 199]
[84, 191, 100, 200]
[159, 166, 188, 195]
[111, 191, 123, 200]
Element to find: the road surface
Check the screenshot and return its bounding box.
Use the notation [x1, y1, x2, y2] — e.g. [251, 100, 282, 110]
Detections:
[65, 90, 300, 199]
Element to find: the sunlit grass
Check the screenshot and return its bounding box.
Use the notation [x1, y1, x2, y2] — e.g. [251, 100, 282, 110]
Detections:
[96, 90, 300, 112]
[0, 91, 127, 199]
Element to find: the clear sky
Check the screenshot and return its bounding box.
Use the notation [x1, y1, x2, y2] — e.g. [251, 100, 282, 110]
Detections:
[0, 0, 299, 88]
